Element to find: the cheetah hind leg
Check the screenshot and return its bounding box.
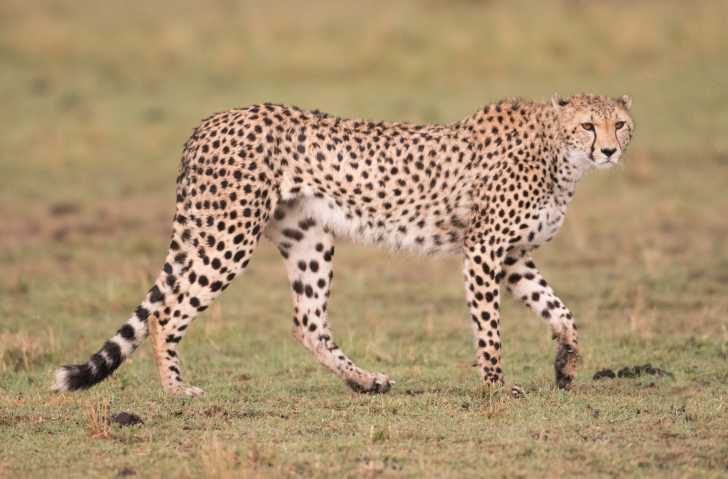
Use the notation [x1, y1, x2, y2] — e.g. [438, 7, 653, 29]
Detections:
[147, 207, 268, 397]
[266, 200, 394, 394]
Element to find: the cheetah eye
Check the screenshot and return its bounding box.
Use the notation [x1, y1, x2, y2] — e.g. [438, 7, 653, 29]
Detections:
[581, 122, 594, 132]
[615, 121, 625, 130]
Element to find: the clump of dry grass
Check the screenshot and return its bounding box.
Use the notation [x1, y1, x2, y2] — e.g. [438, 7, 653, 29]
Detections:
[84, 400, 111, 439]
[0, 331, 52, 373]
[368, 424, 390, 444]
[197, 435, 277, 478]
[245, 442, 275, 473]
[198, 435, 241, 479]
[358, 458, 386, 478]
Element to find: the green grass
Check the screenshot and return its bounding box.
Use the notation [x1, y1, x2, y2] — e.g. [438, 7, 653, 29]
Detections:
[2, 0, 728, 477]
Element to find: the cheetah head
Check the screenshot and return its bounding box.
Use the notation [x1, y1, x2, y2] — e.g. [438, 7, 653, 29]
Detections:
[551, 94, 634, 170]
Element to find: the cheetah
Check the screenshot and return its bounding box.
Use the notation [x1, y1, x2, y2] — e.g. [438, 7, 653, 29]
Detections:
[53, 94, 634, 396]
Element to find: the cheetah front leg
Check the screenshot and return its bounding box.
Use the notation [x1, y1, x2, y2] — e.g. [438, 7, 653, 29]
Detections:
[463, 230, 524, 397]
[503, 249, 578, 389]
[266, 201, 392, 394]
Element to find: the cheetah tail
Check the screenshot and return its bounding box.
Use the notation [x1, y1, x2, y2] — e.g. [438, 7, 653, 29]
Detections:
[51, 284, 161, 392]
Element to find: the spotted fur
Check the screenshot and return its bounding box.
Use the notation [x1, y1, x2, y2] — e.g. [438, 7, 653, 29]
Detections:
[52, 94, 634, 396]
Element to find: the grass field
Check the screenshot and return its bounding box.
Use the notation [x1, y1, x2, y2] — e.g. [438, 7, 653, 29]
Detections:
[2, 0, 728, 477]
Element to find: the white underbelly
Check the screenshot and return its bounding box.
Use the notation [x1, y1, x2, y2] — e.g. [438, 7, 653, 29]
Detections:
[299, 196, 467, 255]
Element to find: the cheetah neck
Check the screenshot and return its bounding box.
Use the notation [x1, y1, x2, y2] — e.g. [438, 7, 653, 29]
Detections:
[545, 150, 586, 208]
[548, 133, 590, 208]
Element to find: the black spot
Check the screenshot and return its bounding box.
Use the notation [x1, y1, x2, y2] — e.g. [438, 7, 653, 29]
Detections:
[149, 285, 164, 303]
[283, 228, 304, 241]
[118, 325, 135, 341]
[135, 306, 149, 322]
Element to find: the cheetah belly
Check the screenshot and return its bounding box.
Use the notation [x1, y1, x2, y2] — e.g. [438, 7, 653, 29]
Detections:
[299, 196, 469, 255]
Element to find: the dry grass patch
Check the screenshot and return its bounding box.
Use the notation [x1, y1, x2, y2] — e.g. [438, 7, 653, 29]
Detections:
[196, 435, 277, 479]
[0, 331, 55, 373]
[84, 399, 111, 439]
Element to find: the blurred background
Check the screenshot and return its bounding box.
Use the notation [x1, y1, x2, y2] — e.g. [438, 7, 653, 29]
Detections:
[1, 0, 728, 476]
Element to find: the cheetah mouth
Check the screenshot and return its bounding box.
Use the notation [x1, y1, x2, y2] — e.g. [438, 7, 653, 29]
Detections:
[590, 158, 618, 169]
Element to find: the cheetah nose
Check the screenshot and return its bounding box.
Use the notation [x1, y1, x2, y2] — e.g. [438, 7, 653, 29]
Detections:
[601, 148, 616, 158]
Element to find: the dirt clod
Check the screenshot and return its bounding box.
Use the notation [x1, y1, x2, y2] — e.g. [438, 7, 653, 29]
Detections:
[593, 364, 673, 381]
[110, 412, 144, 427]
[593, 369, 616, 380]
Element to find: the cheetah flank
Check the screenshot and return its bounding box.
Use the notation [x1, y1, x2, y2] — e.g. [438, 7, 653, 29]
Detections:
[53, 94, 634, 396]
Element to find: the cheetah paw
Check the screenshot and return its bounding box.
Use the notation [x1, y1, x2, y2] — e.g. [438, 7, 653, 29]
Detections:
[346, 372, 393, 394]
[166, 384, 206, 397]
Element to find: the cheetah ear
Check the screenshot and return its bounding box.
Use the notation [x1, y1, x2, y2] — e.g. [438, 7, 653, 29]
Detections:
[551, 93, 569, 111]
[617, 94, 632, 110]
